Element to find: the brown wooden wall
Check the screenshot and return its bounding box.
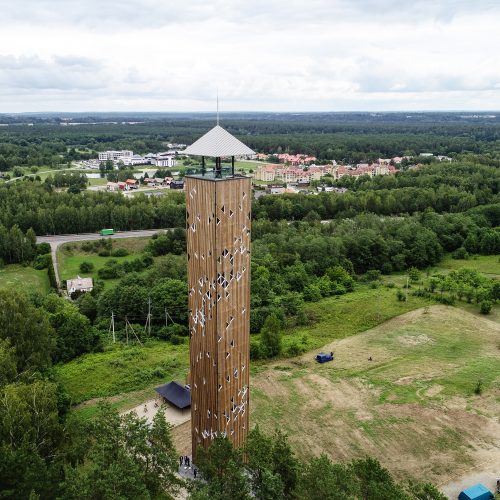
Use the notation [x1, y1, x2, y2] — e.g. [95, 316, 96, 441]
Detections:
[185, 176, 251, 459]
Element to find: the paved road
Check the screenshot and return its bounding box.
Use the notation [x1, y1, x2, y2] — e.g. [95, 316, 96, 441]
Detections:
[37, 229, 169, 289]
[37, 229, 166, 248]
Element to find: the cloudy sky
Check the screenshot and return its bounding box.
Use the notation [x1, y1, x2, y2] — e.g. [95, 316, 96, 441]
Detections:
[1, 0, 499, 112]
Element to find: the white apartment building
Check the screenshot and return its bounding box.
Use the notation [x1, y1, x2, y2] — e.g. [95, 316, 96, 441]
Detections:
[152, 153, 177, 168]
[122, 154, 148, 166]
[98, 150, 133, 162]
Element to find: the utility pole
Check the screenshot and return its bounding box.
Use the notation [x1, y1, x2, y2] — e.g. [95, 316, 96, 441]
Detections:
[165, 307, 168, 327]
[148, 297, 151, 338]
[406, 276, 409, 302]
[125, 316, 129, 345]
[145, 296, 152, 337]
[126, 316, 142, 345]
[111, 311, 115, 343]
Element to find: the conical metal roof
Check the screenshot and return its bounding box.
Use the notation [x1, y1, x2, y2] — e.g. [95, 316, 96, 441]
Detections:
[183, 125, 255, 157]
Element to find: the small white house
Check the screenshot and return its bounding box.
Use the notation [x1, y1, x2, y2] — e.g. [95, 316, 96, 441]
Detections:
[67, 276, 93, 294]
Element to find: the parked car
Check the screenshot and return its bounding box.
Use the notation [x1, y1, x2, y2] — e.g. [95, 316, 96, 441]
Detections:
[315, 352, 334, 363]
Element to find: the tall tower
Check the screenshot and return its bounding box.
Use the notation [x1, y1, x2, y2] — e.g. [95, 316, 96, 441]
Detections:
[183, 125, 255, 459]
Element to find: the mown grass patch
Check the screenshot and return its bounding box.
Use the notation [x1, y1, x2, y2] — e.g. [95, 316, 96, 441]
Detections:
[0, 264, 51, 294]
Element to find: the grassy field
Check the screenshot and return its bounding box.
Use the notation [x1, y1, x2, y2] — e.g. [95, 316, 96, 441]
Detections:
[247, 305, 500, 486]
[0, 264, 51, 294]
[54, 341, 189, 411]
[58, 282, 435, 418]
[87, 176, 107, 186]
[57, 237, 150, 284]
[436, 254, 500, 277]
[263, 284, 434, 356]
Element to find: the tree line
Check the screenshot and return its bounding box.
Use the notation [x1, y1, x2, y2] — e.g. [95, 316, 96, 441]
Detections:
[1, 162, 499, 236]
[2, 114, 500, 169]
[0, 182, 186, 234]
[190, 429, 445, 500]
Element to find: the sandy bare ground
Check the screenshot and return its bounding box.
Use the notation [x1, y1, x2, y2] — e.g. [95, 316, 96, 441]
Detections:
[441, 462, 499, 499]
[122, 398, 191, 427]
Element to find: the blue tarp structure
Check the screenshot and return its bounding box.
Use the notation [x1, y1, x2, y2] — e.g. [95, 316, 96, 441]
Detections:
[154, 381, 191, 409]
[458, 484, 494, 500]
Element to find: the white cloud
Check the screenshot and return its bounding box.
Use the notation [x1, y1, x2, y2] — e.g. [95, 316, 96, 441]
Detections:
[0, 0, 499, 111]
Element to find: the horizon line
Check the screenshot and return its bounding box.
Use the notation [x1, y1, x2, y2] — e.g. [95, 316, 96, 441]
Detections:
[2, 109, 500, 115]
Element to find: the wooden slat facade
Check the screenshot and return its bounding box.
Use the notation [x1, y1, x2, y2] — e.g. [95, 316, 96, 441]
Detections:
[185, 175, 251, 459]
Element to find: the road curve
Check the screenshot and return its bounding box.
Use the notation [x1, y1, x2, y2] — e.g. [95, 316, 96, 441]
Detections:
[37, 229, 170, 289]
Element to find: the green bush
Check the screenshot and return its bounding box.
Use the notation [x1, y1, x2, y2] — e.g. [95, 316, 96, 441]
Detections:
[260, 314, 282, 358]
[170, 334, 184, 345]
[36, 242, 51, 255]
[111, 248, 129, 257]
[33, 254, 51, 270]
[480, 300, 492, 315]
[81, 242, 95, 252]
[436, 294, 455, 306]
[452, 247, 469, 260]
[98, 249, 111, 257]
[303, 284, 322, 302]
[250, 341, 264, 361]
[364, 270, 381, 282]
[80, 261, 94, 273]
[97, 259, 124, 279]
[408, 267, 421, 282]
[286, 341, 304, 357]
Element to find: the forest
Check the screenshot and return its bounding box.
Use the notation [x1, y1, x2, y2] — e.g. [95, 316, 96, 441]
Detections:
[1, 112, 500, 170]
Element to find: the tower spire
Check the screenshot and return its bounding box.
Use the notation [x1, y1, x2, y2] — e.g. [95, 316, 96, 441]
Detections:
[216, 89, 219, 126]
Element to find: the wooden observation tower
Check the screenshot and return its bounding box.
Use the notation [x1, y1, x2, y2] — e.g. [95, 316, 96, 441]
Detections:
[183, 125, 255, 459]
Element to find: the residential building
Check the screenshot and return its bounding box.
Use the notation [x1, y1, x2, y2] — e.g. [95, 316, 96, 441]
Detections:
[67, 276, 93, 294]
[152, 153, 177, 167]
[125, 179, 138, 189]
[254, 165, 276, 181]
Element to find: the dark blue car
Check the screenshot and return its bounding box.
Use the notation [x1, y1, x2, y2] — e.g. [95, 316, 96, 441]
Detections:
[315, 352, 334, 363]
